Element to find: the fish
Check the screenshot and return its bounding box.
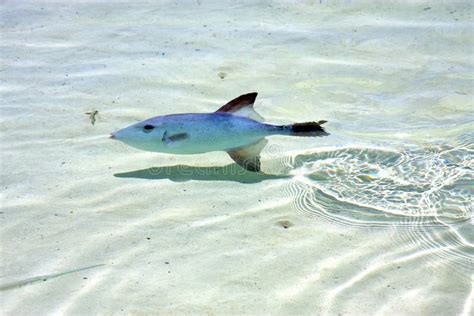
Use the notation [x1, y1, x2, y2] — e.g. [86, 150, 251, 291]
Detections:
[110, 92, 329, 172]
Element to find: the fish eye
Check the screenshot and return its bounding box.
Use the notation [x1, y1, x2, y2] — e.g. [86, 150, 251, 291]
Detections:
[143, 124, 155, 131]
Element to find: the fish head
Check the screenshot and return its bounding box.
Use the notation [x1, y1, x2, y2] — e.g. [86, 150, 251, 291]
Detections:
[110, 117, 166, 152]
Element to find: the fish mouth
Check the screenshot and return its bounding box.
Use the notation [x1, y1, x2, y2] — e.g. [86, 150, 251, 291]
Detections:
[109, 133, 116, 139]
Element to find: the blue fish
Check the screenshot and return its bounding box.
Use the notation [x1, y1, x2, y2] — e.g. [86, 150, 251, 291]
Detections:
[110, 92, 328, 172]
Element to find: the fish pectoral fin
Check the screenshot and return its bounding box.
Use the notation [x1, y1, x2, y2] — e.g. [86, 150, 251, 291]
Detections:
[162, 131, 189, 145]
[227, 138, 268, 172]
[215, 92, 264, 121]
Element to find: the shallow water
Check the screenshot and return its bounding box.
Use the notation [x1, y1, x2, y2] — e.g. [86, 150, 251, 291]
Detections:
[1, 1, 473, 315]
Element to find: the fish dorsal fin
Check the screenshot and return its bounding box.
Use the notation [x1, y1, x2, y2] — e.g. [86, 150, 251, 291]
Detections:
[216, 92, 264, 121]
[227, 138, 268, 172]
[216, 92, 257, 113]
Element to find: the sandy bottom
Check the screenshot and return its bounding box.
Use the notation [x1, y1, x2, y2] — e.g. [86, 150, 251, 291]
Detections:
[1, 1, 473, 315]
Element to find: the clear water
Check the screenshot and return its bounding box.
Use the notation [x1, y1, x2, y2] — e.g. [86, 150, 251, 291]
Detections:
[1, 1, 473, 315]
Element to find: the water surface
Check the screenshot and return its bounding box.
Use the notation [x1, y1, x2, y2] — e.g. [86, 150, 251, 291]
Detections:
[1, 1, 473, 315]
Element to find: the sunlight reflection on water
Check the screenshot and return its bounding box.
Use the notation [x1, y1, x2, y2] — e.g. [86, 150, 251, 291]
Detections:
[282, 137, 473, 275]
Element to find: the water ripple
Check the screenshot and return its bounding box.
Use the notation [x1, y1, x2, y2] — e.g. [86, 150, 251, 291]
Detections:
[284, 139, 473, 271]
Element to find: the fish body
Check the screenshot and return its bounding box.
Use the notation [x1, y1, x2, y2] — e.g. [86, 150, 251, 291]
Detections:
[111, 92, 328, 172]
[112, 112, 286, 154]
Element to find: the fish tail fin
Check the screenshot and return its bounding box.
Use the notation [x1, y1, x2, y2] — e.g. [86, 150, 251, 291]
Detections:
[282, 120, 329, 137]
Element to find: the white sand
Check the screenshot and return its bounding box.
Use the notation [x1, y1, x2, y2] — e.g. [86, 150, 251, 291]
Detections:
[1, 1, 473, 315]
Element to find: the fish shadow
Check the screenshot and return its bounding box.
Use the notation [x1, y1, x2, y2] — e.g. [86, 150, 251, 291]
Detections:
[114, 163, 288, 183]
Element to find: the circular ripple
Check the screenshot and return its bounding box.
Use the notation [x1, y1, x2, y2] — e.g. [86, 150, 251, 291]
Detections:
[284, 139, 473, 271]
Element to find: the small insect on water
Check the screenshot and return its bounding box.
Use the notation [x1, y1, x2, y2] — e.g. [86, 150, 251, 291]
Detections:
[85, 110, 99, 125]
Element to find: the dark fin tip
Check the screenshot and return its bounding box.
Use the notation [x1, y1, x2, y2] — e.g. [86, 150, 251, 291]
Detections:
[227, 138, 267, 172]
[291, 121, 329, 137]
[216, 92, 258, 113]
